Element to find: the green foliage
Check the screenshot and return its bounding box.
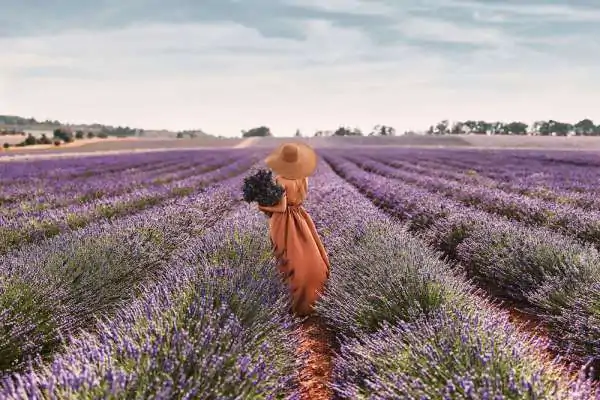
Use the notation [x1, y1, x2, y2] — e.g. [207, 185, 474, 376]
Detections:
[53, 128, 74, 142]
[317, 220, 472, 339]
[23, 134, 37, 145]
[333, 126, 362, 136]
[0, 115, 38, 125]
[241, 126, 272, 137]
[38, 134, 52, 145]
[427, 118, 600, 136]
[0, 278, 59, 371]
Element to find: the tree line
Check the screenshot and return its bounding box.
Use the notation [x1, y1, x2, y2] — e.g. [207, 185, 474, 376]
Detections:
[2, 128, 109, 150]
[239, 119, 600, 137]
[241, 125, 396, 137]
[0, 115, 142, 137]
[426, 119, 600, 136]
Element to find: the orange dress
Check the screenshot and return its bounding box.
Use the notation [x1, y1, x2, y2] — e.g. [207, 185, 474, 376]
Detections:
[258, 176, 330, 316]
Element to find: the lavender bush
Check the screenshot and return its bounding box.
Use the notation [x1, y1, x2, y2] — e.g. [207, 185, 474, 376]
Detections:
[331, 305, 583, 399]
[456, 221, 600, 304]
[324, 149, 600, 369]
[0, 179, 242, 374]
[315, 219, 472, 339]
[3, 148, 600, 398]
[0, 207, 300, 399]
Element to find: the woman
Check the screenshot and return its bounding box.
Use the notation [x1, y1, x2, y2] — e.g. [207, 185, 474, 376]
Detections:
[258, 142, 330, 317]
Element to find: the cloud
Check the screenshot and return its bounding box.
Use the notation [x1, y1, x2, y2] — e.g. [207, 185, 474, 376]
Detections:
[281, 0, 392, 15]
[1, 0, 600, 136]
[394, 16, 509, 46]
[448, 0, 600, 22]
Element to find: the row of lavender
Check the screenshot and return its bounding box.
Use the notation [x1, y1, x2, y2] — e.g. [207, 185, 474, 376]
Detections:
[0, 150, 261, 255]
[381, 157, 600, 212]
[384, 148, 600, 210]
[0, 151, 269, 374]
[0, 150, 244, 207]
[307, 163, 593, 398]
[372, 147, 600, 197]
[0, 157, 594, 398]
[322, 149, 600, 368]
[0, 186, 301, 398]
[349, 151, 600, 249]
[0, 151, 308, 398]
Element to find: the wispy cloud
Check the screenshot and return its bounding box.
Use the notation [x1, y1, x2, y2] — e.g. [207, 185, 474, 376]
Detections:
[450, 0, 600, 22]
[1, 0, 599, 135]
[281, 0, 393, 15]
[395, 16, 509, 46]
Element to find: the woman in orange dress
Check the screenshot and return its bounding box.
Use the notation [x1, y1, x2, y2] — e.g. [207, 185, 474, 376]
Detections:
[258, 142, 330, 316]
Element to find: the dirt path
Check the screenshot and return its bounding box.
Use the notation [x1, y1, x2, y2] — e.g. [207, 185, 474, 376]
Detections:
[234, 137, 260, 148]
[296, 316, 334, 400]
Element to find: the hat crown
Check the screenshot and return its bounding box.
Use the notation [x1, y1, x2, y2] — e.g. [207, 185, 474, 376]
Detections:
[281, 144, 299, 163]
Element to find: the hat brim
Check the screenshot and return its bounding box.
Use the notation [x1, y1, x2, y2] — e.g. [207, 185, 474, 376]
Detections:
[264, 142, 317, 179]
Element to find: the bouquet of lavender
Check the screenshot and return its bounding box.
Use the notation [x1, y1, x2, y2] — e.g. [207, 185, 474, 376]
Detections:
[242, 169, 285, 210]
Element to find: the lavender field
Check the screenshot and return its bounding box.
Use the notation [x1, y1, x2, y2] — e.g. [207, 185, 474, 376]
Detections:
[1, 147, 600, 399]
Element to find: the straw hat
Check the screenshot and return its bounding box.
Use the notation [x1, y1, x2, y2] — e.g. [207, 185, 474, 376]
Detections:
[265, 142, 317, 179]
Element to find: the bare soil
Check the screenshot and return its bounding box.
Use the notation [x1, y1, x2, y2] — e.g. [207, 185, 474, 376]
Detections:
[296, 316, 334, 400]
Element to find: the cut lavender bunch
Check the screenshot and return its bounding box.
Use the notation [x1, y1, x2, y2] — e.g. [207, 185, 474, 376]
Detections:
[242, 168, 285, 207]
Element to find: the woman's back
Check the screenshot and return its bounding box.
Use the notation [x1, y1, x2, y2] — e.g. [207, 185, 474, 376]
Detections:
[276, 176, 307, 206]
[259, 142, 329, 316]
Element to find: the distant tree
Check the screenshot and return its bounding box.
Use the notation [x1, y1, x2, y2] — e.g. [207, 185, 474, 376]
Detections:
[462, 120, 477, 134]
[474, 121, 491, 134]
[490, 122, 504, 135]
[242, 126, 272, 137]
[553, 121, 573, 136]
[333, 126, 360, 136]
[87, 131, 95, 139]
[108, 126, 137, 137]
[24, 134, 37, 146]
[434, 120, 449, 135]
[532, 121, 549, 136]
[450, 122, 465, 135]
[371, 125, 395, 136]
[574, 119, 596, 136]
[53, 128, 74, 142]
[3, 143, 9, 149]
[532, 120, 572, 136]
[38, 134, 52, 144]
[54, 140, 61, 146]
[75, 130, 85, 139]
[295, 129, 302, 137]
[176, 132, 184, 138]
[503, 122, 528, 135]
[97, 132, 109, 139]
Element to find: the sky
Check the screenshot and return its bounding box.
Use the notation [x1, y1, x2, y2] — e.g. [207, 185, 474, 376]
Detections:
[1, 0, 600, 137]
